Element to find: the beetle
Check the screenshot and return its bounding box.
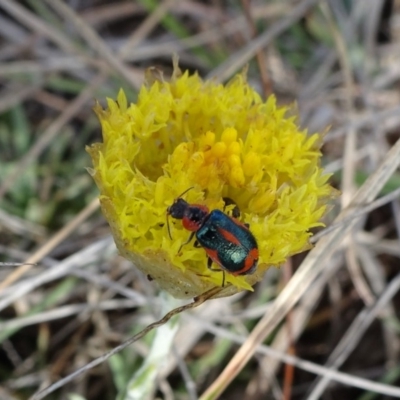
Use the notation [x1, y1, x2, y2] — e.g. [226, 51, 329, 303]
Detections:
[167, 188, 259, 286]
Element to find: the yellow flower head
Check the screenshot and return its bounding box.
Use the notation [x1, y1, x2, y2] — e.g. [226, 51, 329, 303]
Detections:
[87, 61, 333, 299]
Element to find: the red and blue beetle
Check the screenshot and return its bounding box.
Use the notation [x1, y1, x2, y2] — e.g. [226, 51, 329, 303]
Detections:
[167, 188, 259, 286]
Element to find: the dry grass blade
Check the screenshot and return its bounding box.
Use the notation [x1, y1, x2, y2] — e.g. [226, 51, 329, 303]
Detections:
[0, 74, 106, 200]
[200, 138, 400, 399]
[0, 0, 81, 56]
[258, 257, 343, 393]
[326, 105, 400, 142]
[29, 286, 223, 400]
[322, 0, 374, 306]
[44, 0, 142, 89]
[0, 237, 115, 313]
[0, 198, 99, 290]
[307, 272, 400, 399]
[0, 299, 138, 332]
[311, 186, 400, 243]
[207, 0, 319, 81]
[0, 208, 46, 237]
[0, 83, 43, 113]
[189, 280, 400, 398]
[240, 0, 272, 96]
[119, 0, 178, 58]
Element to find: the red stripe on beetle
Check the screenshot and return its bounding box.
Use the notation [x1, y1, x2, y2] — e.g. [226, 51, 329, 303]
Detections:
[217, 227, 241, 246]
[232, 248, 259, 275]
[246, 248, 259, 269]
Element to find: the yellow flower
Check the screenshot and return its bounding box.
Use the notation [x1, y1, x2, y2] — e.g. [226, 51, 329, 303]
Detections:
[87, 62, 333, 299]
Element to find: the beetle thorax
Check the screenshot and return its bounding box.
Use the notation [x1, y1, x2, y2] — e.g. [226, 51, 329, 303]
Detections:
[182, 204, 209, 232]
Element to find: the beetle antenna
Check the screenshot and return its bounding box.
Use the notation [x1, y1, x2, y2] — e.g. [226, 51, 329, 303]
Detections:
[177, 186, 195, 199]
[166, 213, 172, 240]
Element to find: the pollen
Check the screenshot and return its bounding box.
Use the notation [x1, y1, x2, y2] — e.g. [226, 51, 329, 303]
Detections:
[87, 62, 334, 299]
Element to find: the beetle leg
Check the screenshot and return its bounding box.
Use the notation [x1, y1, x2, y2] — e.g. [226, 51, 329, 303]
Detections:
[193, 240, 201, 248]
[222, 197, 240, 218]
[206, 257, 226, 286]
[222, 197, 251, 232]
[206, 257, 220, 271]
[178, 231, 196, 252]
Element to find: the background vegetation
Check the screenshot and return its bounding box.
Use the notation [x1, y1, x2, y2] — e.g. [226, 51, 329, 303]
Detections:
[1, 1, 400, 399]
